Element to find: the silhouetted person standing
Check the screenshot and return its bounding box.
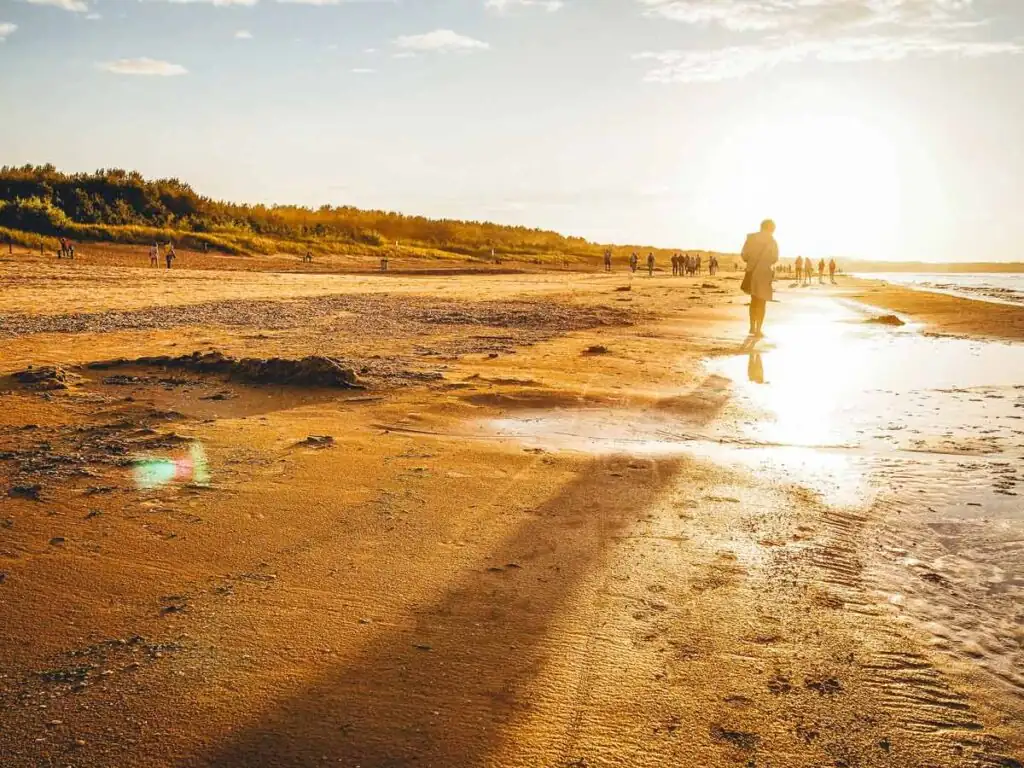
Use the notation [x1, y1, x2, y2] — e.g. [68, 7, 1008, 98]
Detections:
[629, 252, 638, 273]
[604, 249, 612, 272]
[818, 258, 825, 284]
[741, 219, 779, 337]
[647, 252, 655, 276]
[829, 258, 837, 284]
[166, 244, 175, 269]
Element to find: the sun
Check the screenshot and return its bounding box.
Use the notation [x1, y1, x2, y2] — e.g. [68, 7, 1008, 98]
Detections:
[706, 113, 904, 261]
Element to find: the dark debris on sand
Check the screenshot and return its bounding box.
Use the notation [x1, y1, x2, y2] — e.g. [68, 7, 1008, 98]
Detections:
[0, 403, 186, 487]
[0, 294, 634, 342]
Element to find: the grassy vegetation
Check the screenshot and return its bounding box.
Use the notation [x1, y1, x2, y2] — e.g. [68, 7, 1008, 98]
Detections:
[1, 164, 684, 263]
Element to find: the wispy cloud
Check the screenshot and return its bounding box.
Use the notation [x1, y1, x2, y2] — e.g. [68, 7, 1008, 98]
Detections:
[637, 0, 980, 32]
[394, 29, 489, 53]
[635, 0, 1022, 81]
[140, 0, 257, 6]
[351, 67, 375, 74]
[234, 29, 252, 38]
[485, 0, 564, 13]
[85, 11, 101, 19]
[20, 0, 88, 13]
[276, 0, 395, 5]
[0, 22, 17, 40]
[99, 57, 188, 76]
[636, 37, 1021, 82]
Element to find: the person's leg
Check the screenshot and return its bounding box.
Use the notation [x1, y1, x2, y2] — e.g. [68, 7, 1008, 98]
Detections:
[754, 298, 767, 335]
[748, 299, 758, 335]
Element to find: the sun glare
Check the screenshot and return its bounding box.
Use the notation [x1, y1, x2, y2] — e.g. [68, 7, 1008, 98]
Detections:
[706, 114, 904, 260]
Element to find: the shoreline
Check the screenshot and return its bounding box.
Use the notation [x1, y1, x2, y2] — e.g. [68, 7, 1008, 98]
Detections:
[844, 275, 1024, 341]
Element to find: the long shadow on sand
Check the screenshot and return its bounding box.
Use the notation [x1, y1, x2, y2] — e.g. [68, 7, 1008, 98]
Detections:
[195, 456, 684, 767]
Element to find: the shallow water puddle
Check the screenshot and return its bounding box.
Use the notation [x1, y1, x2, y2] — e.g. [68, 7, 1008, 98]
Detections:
[476, 294, 1024, 692]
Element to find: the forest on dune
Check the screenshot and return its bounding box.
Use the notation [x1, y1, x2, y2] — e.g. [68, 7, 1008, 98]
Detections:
[0, 164, 676, 262]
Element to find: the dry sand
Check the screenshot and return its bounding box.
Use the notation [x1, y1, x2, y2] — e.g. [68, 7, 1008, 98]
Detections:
[0, 253, 1021, 767]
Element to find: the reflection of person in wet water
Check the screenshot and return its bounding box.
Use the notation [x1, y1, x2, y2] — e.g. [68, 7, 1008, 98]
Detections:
[740, 219, 779, 338]
[747, 350, 764, 383]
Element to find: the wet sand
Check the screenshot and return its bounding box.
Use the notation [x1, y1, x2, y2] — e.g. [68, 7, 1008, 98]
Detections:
[848, 276, 1024, 341]
[0, 260, 1021, 767]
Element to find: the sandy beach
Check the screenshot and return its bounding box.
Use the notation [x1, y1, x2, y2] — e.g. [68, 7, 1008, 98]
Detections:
[1, 248, 1021, 768]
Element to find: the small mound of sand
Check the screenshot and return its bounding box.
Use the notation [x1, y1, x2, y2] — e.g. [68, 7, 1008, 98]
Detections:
[864, 314, 905, 326]
[90, 352, 363, 389]
[12, 365, 79, 391]
[299, 435, 335, 448]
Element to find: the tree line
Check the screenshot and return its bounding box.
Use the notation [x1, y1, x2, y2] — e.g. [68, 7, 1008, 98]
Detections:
[0, 164, 630, 260]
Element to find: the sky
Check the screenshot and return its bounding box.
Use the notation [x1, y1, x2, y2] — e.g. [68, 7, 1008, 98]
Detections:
[1, 0, 1023, 262]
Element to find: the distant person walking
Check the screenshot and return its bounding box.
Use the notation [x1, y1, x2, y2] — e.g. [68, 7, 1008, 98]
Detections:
[165, 244, 175, 269]
[380, 253, 389, 272]
[629, 251, 638, 273]
[829, 258, 837, 284]
[646, 252, 655, 276]
[149, 243, 158, 267]
[740, 219, 779, 338]
[671, 254, 679, 276]
[818, 258, 825, 284]
[794, 256, 803, 284]
[604, 249, 612, 272]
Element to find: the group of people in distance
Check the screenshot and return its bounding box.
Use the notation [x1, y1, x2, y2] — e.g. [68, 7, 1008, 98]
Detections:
[56, 237, 75, 259]
[148, 241, 176, 269]
[792, 256, 837, 285]
[602, 248, 717, 277]
[673, 252, 717, 276]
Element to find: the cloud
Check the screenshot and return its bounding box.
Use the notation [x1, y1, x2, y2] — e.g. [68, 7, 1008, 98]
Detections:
[276, 0, 395, 5]
[140, 0, 257, 5]
[635, 0, 1021, 81]
[637, 0, 978, 32]
[393, 29, 489, 53]
[485, 0, 564, 12]
[99, 57, 188, 76]
[20, 0, 89, 12]
[234, 29, 252, 38]
[351, 67, 375, 73]
[635, 36, 1021, 83]
[0, 22, 16, 40]
[85, 11, 101, 18]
